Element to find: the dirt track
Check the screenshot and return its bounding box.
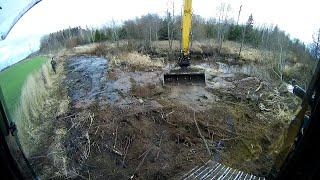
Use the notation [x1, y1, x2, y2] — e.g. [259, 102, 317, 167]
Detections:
[60, 55, 298, 179]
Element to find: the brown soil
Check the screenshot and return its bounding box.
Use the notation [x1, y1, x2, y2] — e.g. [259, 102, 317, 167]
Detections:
[44, 53, 299, 179]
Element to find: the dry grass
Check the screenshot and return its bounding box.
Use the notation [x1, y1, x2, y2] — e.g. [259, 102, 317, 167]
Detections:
[153, 40, 278, 64]
[66, 39, 304, 83]
[14, 57, 76, 179]
[13, 56, 99, 179]
[152, 40, 206, 54]
[283, 63, 306, 78]
[15, 61, 69, 154]
[152, 40, 180, 52]
[220, 41, 267, 62]
[110, 51, 164, 71]
[72, 43, 98, 54]
[261, 84, 299, 125]
[71, 41, 137, 56]
[153, 39, 271, 62]
[68, 40, 273, 65]
[48, 111, 94, 179]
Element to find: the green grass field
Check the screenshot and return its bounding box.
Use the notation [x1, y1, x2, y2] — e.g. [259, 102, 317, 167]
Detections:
[0, 56, 47, 117]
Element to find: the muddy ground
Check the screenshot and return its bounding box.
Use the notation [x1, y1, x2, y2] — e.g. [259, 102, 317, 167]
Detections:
[51, 53, 299, 179]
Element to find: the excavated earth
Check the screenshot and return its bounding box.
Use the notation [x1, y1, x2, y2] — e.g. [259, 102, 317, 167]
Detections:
[61, 55, 298, 179]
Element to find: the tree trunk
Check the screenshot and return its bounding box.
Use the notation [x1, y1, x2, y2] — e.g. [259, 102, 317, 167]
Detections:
[167, 3, 175, 59]
[279, 45, 283, 81]
[238, 26, 246, 58]
[167, 9, 172, 58]
[149, 26, 152, 44]
[236, 5, 242, 26]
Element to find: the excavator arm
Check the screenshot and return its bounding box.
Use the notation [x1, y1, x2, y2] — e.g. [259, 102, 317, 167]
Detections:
[163, 0, 205, 85]
[182, 0, 192, 57]
[179, 0, 192, 67]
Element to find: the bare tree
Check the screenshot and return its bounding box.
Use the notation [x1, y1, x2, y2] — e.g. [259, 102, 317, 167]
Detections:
[111, 19, 119, 47]
[236, 5, 242, 26]
[167, 2, 175, 57]
[271, 27, 287, 81]
[238, 14, 253, 58]
[154, 19, 159, 41]
[259, 25, 271, 64]
[191, 15, 207, 49]
[277, 35, 284, 81]
[311, 29, 320, 60]
[216, 3, 231, 53]
[90, 27, 95, 42]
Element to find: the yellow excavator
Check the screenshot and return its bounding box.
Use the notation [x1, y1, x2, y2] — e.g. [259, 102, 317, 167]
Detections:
[164, 0, 206, 85]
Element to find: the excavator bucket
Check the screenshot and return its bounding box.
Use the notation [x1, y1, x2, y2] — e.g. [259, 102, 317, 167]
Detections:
[164, 0, 205, 86]
[164, 68, 206, 85]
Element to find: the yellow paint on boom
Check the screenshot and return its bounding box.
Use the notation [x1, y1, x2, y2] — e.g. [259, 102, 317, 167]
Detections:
[182, 0, 192, 56]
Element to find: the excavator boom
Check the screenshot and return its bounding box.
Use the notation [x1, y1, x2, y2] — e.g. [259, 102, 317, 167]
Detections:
[164, 0, 206, 85]
[179, 0, 192, 68]
[182, 0, 192, 57]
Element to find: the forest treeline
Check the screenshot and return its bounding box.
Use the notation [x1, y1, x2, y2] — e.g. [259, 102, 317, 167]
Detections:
[40, 13, 318, 60]
[39, 12, 319, 85]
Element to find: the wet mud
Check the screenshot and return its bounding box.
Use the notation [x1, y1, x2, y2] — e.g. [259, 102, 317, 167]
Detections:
[62, 55, 297, 179]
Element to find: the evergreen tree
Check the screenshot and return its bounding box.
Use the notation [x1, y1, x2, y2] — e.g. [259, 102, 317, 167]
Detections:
[94, 30, 101, 42]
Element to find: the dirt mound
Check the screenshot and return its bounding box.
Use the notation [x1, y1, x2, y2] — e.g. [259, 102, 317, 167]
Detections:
[57, 55, 298, 179]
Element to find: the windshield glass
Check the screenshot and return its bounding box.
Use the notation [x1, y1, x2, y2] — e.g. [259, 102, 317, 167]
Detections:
[0, 0, 320, 179]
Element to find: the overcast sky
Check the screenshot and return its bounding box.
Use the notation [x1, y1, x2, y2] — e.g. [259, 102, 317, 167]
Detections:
[5, 0, 320, 43]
